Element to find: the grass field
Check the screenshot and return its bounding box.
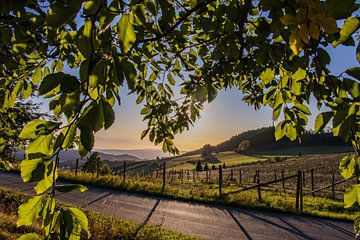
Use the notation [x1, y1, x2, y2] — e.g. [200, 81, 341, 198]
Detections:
[53, 162, 359, 222]
[250, 145, 352, 156]
[0, 187, 199, 240]
[122, 144, 352, 173]
[7, 151, 358, 231]
[168, 152, 267, 170]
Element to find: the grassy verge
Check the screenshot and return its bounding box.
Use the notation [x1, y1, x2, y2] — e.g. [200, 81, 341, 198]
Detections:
[56, 170, 358, 222]
[0, 186, 200, 240]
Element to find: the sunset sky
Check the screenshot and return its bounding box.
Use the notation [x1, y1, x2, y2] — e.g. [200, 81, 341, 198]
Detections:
[36, 45, 357, 152]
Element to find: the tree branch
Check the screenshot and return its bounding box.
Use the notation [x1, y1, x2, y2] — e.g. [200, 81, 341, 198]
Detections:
[138, 0, 216, 44]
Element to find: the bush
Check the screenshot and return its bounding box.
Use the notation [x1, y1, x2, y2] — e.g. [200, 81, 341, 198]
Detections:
[195, 161, 203, 171]
[204, 163, 209, 171]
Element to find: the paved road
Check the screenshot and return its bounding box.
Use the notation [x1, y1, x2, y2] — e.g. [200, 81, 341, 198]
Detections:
[0, 172, 354, 240]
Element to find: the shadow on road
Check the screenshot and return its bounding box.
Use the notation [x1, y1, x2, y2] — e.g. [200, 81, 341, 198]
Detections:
[240, 210, 315, 239]
[316, 219, 354, 238]
[81, 192, 113, 208]
[131, 199, 161, 238]
[225, 208, 253, 240]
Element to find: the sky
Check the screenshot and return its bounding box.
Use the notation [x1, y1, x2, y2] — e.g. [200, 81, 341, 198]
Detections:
[92, 44, 357, 152]
[34, 39, 358, 152]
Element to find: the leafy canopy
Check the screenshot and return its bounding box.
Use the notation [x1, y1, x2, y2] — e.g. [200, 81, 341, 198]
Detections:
[0, 0, 359, 238]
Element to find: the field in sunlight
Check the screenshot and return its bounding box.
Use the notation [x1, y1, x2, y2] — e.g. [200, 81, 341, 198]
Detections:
[168, 152, 267, 170]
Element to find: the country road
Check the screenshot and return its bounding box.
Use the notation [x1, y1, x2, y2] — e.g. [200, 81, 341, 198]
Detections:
[0, 172, 354, 240]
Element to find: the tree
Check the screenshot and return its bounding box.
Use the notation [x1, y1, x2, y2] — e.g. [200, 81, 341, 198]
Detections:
[237, 140, 251, 153]
[204, 162, 209, 171]
[195, 161, 203, 171]
[0, 101, 54, 169]
[83, 152, 111, 175]
[82, 152, 100, 173]
[1, 0, 359, 238]
[201, 144, 212, 158]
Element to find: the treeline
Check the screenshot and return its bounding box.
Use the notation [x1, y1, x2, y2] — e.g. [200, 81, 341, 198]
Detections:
[184, 126, 350, 155]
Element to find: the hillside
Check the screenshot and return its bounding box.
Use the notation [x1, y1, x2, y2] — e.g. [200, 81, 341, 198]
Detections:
[14, 150, 142, 168]
[185, 126, 351, 156]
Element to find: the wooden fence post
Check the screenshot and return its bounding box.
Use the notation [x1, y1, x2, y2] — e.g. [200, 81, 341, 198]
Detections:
[96, 157, 100, 178]
[230, 169, 234, 181]
[156, 169, 159, 178]
[193, 170, 196, 182]
[300, 172, 303, 211]
[219, 165, 223, 197]
[281, 169, 285, 192]
[302, 171, 306, 187]
[296, 171, 300, 210]
[75, 158, 79, 176]
[274, 170, 277, 183]
[239, 169, 242, 184]
[311, 169, 314, 196]
[257, 173, 262, 202]
[332, 174, 335, 200]
[162, 161, 166, 194]
[295, 171, 303, 211]
[123, 161, 126, 181]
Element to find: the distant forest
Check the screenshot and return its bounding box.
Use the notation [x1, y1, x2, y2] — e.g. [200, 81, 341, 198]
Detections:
[184, 127, 351, 156]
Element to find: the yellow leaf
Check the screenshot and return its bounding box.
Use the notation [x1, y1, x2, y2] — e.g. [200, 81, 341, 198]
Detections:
[289, 32, 303, 55]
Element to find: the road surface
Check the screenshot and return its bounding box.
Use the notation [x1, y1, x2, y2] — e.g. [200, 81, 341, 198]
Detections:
[0, 172, 354, 240]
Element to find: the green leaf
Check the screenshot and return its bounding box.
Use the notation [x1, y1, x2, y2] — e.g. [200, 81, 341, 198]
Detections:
[339, 154, 356, 180]
[17, 195, 45, 226]
[343, 78, 360, 98]
[80, 126, 94, 151]
[260, 68, 275, 85]
[292, 68, 307, 81]
[42, 197, 56, 235]
[26, 135, 53, 157]
[293, 103, 311, 115]
[117, 12, 136, 53]
[285, 123, 297, 141]
[84, 0, 101, 16]
[346, 67, 360, 80]
[193, 85, 208, 102]
[17, 233, 39, 240]
[275, 122, 285, 141]
[141, 107, 151, 115]
[79, 102, 104, 132]
[68, 207, 91, 237]
[19, 120, 46, 140]
[167, 73, 175, 85]
[32, 68, 43, 84]
[62, 124, 77, 149]
[344, 185, 360, 208]
[323, 0, 359, 19]
[332, 17, 360, 47]
[21, 158, 43, 182]
[34, 160, 56, 194]
[55, 184, 88, 193]
[19, 120, 59, 140]
[314, 112, 333, 133]
[38, 73, 62, 95]
[119, 59, 137, 90]
[101, 99, 115, 130]
[356, 43, 360, 64]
